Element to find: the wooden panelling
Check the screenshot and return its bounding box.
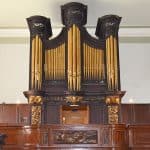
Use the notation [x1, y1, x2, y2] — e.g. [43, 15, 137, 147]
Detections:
[0, 124, 148, 150]
[133, 104, 150, 124]
[0, 124, 127, 149]
[0, 125, 40, 149]
[0, 104, 31, 125]
[128, 125, 150, 149]
[120, 104, 150, 124]
[0, 104, 17, 124]
[0, 104, 150, 125]
[0, 103, 148, 150]
[120, 104, 133, 124]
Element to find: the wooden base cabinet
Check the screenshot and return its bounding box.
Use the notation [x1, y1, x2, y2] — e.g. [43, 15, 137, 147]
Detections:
[0, 124, 128, 150]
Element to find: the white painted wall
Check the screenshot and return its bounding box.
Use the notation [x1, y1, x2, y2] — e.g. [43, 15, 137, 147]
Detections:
[0, 0, 150, 27]
[0, 29, 150, 104]
[0, 43, 29, 103]
[120, 42, 150, 103]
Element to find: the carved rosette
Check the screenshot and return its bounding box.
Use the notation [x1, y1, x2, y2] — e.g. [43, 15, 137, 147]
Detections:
[105, 96, 120, 124]
[28, 96, 43, 125]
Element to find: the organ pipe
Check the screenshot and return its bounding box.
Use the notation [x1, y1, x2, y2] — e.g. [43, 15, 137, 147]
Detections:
[44, 43, 65, 80]
[31, 35, 43, 90]
[83, 43, 105, 81]
[106, 35, 119, 90]
[67, 24, 81, 91]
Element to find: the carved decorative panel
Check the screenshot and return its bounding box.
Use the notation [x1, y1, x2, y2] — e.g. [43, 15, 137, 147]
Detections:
[52, 130, 97, 144]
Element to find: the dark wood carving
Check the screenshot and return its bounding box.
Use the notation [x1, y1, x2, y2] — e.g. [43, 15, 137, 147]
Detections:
[95, 15, 122, 39]
[27, 15, 52, 39]
[61, 2, 87, 27]
[52, 130, 97, 144]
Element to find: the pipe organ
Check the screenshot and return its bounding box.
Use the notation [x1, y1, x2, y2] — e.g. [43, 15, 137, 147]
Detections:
[24, 2, 125, 125]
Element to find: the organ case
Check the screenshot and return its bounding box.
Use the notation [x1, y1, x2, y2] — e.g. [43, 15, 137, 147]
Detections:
[24, 2, 125, 125]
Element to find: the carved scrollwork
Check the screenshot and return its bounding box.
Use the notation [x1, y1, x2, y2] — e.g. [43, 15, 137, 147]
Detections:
[105, 96, 120, 104]
[65, 96, 83, 106]
[28, 95, 43, 125]
[31, 105, 41, 125]
[28, 95, 43, 104]
[108, 105, 119, 124]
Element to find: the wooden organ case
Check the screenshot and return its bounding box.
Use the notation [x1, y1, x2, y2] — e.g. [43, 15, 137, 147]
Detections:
[24, 2, 125, 126]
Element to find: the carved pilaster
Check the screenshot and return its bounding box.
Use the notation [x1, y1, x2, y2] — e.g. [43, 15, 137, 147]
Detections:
[28, 96, 43, 125]
[108, 105, 119, 124]
[105, 96, 120, 124]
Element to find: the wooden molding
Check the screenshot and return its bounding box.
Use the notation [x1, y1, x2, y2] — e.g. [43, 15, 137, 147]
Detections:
[1, 27, 150, 38]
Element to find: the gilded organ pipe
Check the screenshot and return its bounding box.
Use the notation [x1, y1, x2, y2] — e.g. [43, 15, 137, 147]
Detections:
[34, 35, 38, 89]
[83, 43, 105, 81]
[31, 35, 43, 90]
[39, 37, 42, 89]
[114, 37, 118, 90]
[86, 45, 89, 79]
[106, 36, 119, 90]
[76, 27, 81, 91]
[67, 24, 81, 91]
[44, 43, 65, 80]
[89, 46, 92, 79]
[31, 38, 35, 89]
[96, 49, 98, 80]
[68, 26, 73, 90]
[73, 25, 77, 90]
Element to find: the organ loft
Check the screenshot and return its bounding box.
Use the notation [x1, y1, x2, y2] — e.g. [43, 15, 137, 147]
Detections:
[24, 2, 125, 125]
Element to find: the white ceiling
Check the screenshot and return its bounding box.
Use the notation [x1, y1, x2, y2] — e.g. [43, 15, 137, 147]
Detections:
[0, 0, 150, 28]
